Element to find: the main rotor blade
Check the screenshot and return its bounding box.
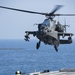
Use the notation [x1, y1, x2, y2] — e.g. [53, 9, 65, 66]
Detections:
[0, 6, 48, 15]
[0, 5, 75, 17]
[54, 14, 75, 16]
[49, 5, 63, 16]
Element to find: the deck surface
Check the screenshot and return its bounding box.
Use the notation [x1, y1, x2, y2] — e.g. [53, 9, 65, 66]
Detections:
[39, 72, 75, 75]
[30, 68, 75, 75]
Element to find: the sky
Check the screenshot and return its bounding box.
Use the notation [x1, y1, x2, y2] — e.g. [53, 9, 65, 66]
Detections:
[0, 0, 75, 39]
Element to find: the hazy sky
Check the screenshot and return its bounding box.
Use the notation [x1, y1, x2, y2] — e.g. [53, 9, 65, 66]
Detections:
[0, 0, 75, 39]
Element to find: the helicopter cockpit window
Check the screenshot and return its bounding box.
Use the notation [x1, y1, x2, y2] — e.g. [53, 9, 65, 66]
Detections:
[42, 19, 50, 26]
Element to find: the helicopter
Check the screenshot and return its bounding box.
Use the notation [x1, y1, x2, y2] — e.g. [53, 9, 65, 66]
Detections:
[0, 5, 74, 52]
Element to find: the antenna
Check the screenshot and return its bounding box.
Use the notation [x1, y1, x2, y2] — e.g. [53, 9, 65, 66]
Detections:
[64, 18, 66, 33]
[57, 16, 60, 24]
[64, 18, 70, 33]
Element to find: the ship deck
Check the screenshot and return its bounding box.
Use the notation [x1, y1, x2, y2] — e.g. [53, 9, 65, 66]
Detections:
[30, 68, 75, 75]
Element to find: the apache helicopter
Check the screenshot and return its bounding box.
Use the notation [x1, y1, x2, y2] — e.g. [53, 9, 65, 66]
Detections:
[0, 5, 74, 52]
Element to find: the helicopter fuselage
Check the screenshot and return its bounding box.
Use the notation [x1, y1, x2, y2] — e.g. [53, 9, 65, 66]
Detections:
[36, 27, 59, 45]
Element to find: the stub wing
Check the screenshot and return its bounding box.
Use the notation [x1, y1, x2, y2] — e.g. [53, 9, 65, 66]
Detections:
[24, 31, 37, 41]
[25, 31, 37, 37]
[58, 32, 74, 37]
[58, 32, 74, 44]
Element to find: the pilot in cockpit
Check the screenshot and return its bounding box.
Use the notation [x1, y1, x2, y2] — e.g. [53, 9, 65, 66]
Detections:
[38, 19, 50, 31]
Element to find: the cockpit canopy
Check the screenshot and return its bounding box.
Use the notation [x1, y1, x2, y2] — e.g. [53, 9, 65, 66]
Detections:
[41, 19, 50, 26]
[38, 19, 50, 31]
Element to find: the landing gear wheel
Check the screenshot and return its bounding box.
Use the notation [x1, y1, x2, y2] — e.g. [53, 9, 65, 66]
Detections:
[36, 41, 41, 49]
[54, 45, 58, 52]
[54, 40, 59, 52]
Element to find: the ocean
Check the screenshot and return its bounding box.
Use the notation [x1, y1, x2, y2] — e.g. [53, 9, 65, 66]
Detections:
[0, 39, 75, 75]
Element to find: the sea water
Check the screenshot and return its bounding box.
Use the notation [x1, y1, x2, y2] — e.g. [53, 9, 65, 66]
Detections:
[0, 39, 75, 75]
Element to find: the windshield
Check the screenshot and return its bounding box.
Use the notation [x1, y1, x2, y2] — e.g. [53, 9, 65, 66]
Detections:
[42, 19, 50, 26]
